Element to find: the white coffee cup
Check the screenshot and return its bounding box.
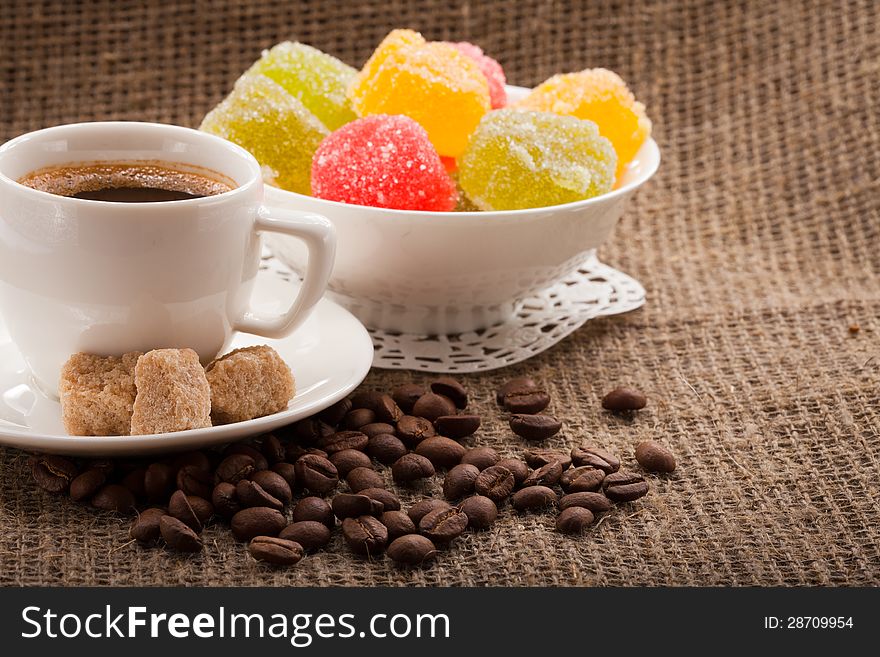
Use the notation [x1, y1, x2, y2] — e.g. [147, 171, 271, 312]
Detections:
[0, 121, 336, 395]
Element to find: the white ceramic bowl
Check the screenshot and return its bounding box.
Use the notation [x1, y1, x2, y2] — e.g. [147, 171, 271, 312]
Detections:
[266, 85, 660, 334]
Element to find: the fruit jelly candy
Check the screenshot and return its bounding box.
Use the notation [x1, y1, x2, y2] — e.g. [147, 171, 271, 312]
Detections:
[446, 41, 507, 109]
[348, 30, 491, 158]
[207, 345, 295, 425]
[247, 41, 357, 130]
[515, 68, 651, 178]
[457, 109, 616, 211]
[311, 114, 458, 211]
[200, 73, 328, 194]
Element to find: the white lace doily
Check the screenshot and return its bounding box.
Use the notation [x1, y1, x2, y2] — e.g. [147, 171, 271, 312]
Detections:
[264, 253, 645, 373]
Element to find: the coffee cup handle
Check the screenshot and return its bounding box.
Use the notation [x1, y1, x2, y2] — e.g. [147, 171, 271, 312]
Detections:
[233, 207, 336, 338]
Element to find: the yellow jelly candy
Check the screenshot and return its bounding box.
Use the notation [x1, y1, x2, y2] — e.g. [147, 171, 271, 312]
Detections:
[200, 73, 328, 194]
[246, 41, 357, 131]
[348, 29, 491, 158]
[515, 68, 651, 178]
[458, 109, 617, 211]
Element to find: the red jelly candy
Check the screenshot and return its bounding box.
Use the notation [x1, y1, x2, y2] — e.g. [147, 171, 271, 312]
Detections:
[311, 115, 458, 211]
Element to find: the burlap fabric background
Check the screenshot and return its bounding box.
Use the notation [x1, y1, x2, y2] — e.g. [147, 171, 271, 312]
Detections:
[0, 0, 878, 586]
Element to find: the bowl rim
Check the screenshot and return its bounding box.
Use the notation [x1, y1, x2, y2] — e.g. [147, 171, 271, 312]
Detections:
[266, 84, 660, 220]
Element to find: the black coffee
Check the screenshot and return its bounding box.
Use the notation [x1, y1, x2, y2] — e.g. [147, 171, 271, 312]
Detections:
[19, 161, 233, 202]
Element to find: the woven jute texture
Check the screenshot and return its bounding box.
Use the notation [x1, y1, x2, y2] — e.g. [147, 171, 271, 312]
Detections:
[1, 0, 878, 586]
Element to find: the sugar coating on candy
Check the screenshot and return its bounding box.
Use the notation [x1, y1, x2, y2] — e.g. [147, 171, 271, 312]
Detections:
[206, 345, 295, 425]
[200, 73, 328, 194]
[60, 352, 142, 436]
[458, 109, 617, 211]
[515, 68, 651, 178]
[348, 29, 491, 158]
[247, 41, 357, 130]
[130, 349, 211, 436]
[311, 114, 458, 211]
[446, 41, 507, 109]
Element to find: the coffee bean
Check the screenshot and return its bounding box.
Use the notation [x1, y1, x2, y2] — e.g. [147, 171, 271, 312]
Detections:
[522, 461, 564, 488]
[387, 534, 437, 565]
[170, 451, 212, 475]
[187, 496, 214, 527]
[292, 496, 334, 527]
[523, 449, 572, 470]
[279, 521, 331, 551]
[329, 448, 373, 477]
[380, 510, 416, 541]
[160, 515, 202, 552]
[260, 434, 286, 464]
[294, 454, 339, 494]
[603, 471, 649, 502]
[415, 436, 466, 469]
[286, 445, 329, 462]
[176, 464, 213, 499]
[215, 454, 256, 484]
[86, 459, 115, 476]
[169, 490, 203, 530]
[559, 492, 613, 513]
[459, 447, 498, 471]
[318, 430, 369, 454]
[635, 440, 676, 473]
[496, 377, 538, 405]
[419, 506, 467, 542]
[434, 414, 481, 439]
[224, 444, 268, 471]
[496, 458, 530, 485]
[121, 467, 147, 500]
[366, 433, 407, 465]
[342, 515, 388, 556]
[145, 463, 174, 503]
[212, 482, 240, 519]
[343, 408, 376, 429]
[407, 499, 452, 525]
[250, 470, 293, 505]
[32, 455, 78, 494]
[374, 394, 404, 423]
[287, 418, 335, 444]
[231, 507, 287, 541]
[391, 383, 427, 414]
[332, 493, 383, 519]
[318, 397, 352, 426]
[459, 495, 497, 529]
[270, 462, 297, 489]
[70, 469, 106, 502]
[474, 465, 515, 503]
[359, 487, 401, 512]
[395, 415, 435, 446]
[391, 453, 435, 483]
[349, 390, 385, 412]
[504, 388, 551, 414]
[359, 422, 397, 439]
[411, 393, 456, 422]
[430, 377, 468, 409]
[91, 484, 135, 513]
[560, 466, 606, 493]
[249, 536, 304, 566]
[509, 414, 562, 441]
[443, 463, 480, 500]
[602, 387, 647, 412]
[556, 507, 595, 534]
[570, 445, 620, 473]
[236, 479, 283, 510]
[511, 485, 558, 511]
[130, 507, 166, 543]
[346, 466, 384, 493]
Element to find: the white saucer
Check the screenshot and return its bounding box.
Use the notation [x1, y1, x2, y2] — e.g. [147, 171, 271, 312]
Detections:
[0, 270, 373, 457]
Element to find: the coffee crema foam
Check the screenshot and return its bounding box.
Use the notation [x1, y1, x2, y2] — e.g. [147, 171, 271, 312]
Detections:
[19, 162, 233, 200]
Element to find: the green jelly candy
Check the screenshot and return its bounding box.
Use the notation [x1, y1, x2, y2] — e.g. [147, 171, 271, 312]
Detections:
[247, 41, 357, 131]
[457, 109, 617, 211]
[200, 73, 329, 194]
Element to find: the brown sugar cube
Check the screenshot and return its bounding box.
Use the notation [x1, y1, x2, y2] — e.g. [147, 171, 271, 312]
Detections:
[130, 348, 212, 435]
[60, 352, 142, 436]
[206, 345, 295, 425]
